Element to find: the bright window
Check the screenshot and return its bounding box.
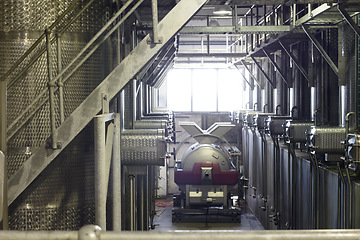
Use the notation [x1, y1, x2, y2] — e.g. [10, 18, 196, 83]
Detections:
[192, 69, 217, 111]
[218, 69, 243, 111]
[166, 69, 191, 111]
[165, 68, 243, 112]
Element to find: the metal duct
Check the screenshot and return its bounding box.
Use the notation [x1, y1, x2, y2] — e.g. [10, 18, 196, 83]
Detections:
[121, 129, 166, 166]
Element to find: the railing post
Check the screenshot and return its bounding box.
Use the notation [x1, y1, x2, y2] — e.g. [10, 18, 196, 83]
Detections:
[45, 29, 58, 150]
[151, 0, 162, 44]
[56, 33, 65, 124]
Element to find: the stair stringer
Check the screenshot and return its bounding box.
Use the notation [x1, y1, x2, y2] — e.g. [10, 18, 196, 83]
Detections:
[7, 0, 207, 205]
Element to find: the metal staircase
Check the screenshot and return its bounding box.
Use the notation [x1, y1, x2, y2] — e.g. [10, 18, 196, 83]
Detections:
[5, 0, 207, 206]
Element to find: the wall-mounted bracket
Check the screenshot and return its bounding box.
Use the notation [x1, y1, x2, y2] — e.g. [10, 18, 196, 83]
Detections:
[240, 60, 262, 88]
[250, 55, 275, 88]
[234, 64, 253, 90]
[337, 5, 360, 38]
[278, 40, 309, 82]
[302, 25, 339, 77]
[262, 49, 288, 85]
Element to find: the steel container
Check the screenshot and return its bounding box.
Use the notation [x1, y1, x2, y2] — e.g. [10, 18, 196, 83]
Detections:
[307, 127, 345, 154]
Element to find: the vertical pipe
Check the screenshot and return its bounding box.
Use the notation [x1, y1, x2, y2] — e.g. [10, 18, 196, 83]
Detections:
[261, 89, 266, 112]
[112, 113, 121, 231]
[289, 88, 294, 115]
[132, 79, 137, 128]
[273, 88, 278, 114]
[346, 168, 353, 228]
[94, 116, 107, 230]
[137, 176, 145, 230]
[292, 4, 297, 27]
[311, 87, 316, 121]
[129, 174, 136, 231]
[250, 7, 254, 51]
[207, 16, 210, 55]
[56, 34, 65, 124]
[45, 29, 57, 149]
[146, 166, 150, 230]
[339, 86, 347, 127]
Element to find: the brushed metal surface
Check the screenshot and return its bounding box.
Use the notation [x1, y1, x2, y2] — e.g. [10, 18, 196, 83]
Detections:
[308, 127, 346, 153]
[121, 129, 166, 166]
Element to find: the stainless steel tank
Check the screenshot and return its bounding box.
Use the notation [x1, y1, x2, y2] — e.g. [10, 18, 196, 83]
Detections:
[2, 0, 108, 230]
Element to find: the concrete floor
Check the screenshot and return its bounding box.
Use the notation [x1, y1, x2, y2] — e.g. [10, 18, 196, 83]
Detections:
[152, 198, 265, 231]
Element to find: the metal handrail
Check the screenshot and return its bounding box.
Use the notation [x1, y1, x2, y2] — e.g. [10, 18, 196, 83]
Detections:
[0, 0, 81, 83]
[7, 0, 144, 141]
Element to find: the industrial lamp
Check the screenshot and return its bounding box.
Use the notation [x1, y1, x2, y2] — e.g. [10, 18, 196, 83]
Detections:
[213, 5, 232, 15]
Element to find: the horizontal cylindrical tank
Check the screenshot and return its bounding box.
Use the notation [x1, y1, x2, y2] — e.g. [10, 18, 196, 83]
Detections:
[181, 143, 231, 171]
[121, 129, 166, 166]
[307, 126, 345, 154]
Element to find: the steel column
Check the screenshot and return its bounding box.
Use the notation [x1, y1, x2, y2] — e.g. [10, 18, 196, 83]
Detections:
[112, 114, 121, 231]
[94, 112, 115, 230]
[302, 25, 339, 76]
[94, 115, 107, 229]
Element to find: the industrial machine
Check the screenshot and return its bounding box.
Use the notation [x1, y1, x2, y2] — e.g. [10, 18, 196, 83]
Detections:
[172, 122, 241, 222]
